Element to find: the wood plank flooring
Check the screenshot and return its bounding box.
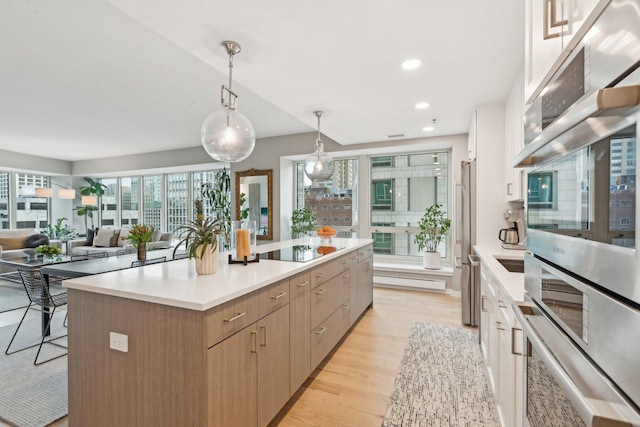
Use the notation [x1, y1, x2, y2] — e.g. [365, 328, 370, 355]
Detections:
[3, 286, 463, 427]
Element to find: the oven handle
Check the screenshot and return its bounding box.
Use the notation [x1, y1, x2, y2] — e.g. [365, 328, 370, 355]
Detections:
[522, 315, 635, 426]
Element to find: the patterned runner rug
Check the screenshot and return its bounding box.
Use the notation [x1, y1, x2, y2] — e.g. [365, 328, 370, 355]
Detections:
[382, 322, 500, 427]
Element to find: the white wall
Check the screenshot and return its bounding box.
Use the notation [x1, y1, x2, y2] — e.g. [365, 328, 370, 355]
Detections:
[475, 103, 509, 246]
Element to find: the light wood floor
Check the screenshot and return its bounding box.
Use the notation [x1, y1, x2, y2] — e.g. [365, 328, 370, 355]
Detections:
[6, 287, 463, 427]
[270, 287, 463, 427]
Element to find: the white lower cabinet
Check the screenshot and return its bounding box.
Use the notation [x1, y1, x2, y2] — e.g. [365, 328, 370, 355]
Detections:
[480, 262, 524, 427]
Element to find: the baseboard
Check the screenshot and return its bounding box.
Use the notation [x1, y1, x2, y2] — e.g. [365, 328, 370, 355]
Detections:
[373, 275, 446, 291]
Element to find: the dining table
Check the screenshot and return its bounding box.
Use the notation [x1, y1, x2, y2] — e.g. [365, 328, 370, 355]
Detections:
[0, 248, 183, 336]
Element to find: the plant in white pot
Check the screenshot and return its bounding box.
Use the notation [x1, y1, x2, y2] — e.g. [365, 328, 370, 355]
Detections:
[414, 203, 451, 270]
[174, 199, 223, 275]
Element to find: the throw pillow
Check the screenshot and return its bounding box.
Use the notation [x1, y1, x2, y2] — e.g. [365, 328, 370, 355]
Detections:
[109, 229, 121, 247]
[118, 228, 130, 247]
[85, 228, 97, 246]
[152, 228, 162, 242]
[93, 228, 115, 248]
[25, 234, 50, 248]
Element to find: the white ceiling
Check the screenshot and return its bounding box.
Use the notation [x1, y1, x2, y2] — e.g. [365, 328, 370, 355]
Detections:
[0, 0, 524, 162]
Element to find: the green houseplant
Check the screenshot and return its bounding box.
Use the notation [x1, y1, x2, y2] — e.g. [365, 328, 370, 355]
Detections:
[42, 217, 76, 240]
[73, 177, 107, 233]
[291, 208, 316, 238]
[174, 199, 223, 275]
[35, 244, 62, 260]
[414, 203, 451, 269]
[201, 168, 231, 250]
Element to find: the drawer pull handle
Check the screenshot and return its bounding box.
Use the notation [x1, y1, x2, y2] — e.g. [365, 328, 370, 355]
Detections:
[342, 260, 349, 264]
[260, 326, 267, 347]
[224, 312, 246, 323]
[271, 292, 287, 300]
[251, 331, 257, 353]
[495, 321, 506, 331]
[315, 288, 326, 295]
[296, 280, 310, 288]
[316, 327, 327, 335]
[343, 304, 350, 310]
[481, 296, 487, 312]
[315, 272, 326, 277]
[498, 300, 507, 308]
[342, 273, 350, 278]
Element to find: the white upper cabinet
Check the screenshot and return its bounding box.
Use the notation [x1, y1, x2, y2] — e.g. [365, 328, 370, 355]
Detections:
[524, 0, 607, 103]
[468, 110, 477, 161]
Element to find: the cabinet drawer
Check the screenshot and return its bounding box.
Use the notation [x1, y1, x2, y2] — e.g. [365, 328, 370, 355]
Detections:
[310, 271, 350, 329]
[357, 244, 373, 261]
[310, 255, 350, 289]
[258, 278, 290, 316]
[205, 292, 260, 348]
[310, 303, 350, 369]
[205, 279, 290, 348]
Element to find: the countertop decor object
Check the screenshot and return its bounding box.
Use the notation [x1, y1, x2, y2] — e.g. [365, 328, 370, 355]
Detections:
[201, 40, 255, 163]
[121, 224, 154, 261]
[229, 220, 258, 265]
[173, 199, 223, 275]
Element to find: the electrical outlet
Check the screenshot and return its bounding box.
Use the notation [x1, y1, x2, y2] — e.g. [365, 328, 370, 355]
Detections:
[109, 332, 128, 352]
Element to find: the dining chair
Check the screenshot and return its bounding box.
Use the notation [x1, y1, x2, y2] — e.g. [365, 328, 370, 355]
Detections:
[131, 256, 166, 268]
[5, 267, 68, 365]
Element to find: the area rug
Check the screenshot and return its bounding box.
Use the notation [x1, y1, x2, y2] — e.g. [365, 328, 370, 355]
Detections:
[0, 315, 68, 426]
[0, 285, 29, 314]
[381, 322, 500, 427]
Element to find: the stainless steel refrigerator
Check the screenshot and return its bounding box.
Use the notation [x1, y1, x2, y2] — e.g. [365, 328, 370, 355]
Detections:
[460, 160, 479, 327]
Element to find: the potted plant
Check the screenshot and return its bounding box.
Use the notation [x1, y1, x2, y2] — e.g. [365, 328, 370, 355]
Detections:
[414, 203, 451, 269]
[73, 177, 107, 233]
[202, 168, 231, 250]
[291, 208, 316, 238]
[173, 199, 223, 275]
[122, 224, 155, 261]
[42, 217, 76, 241]
[35, 244, 62, 261]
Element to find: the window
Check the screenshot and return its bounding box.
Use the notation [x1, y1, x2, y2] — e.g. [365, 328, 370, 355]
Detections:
[143, 176, 162, 231]
[101, 178, 118, 227]
[15, 173, 49, 230]
[0, 172, 8, 229]
[368, 152, 450, 259]
[166, 173, 189, 233]
[119, 177, 137, 226]
[296, 158, 358, 227]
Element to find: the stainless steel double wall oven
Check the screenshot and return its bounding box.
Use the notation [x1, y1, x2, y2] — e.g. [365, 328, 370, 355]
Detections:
[515, 1, 640, 425]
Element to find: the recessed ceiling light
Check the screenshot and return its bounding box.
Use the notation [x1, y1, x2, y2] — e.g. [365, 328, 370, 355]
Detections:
[422, 126, 435, 132]
[401, 59, 421, 70]
[414, 102, 430, 110]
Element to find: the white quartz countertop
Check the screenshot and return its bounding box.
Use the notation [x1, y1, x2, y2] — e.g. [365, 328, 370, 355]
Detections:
[473, 245, 527, 303]
[63, 237, 373, 311]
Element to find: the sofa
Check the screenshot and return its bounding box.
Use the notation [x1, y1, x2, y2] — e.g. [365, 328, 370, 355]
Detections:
[68, 227, 173, 257]
[0, 229, 52, 259]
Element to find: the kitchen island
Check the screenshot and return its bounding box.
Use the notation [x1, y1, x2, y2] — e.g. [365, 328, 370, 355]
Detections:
[63, 238, 373, 427]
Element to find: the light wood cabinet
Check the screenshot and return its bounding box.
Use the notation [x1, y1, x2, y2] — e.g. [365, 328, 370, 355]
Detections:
[352, 245, 373, 324]
[68, 244, 373, 427]
[289, 270, 311, 392]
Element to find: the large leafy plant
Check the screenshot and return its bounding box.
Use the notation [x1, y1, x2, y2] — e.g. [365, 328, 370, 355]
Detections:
[73, 177, 107, 231]
[174, 200, 223, 259]
[414, 203, 451, 253]
[42, 217, 76, 240]
[201, 168, 231, 249]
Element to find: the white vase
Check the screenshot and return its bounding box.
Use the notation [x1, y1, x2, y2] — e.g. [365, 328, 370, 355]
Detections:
[423, 251, 441, 270]
[195, 244, 219, 275]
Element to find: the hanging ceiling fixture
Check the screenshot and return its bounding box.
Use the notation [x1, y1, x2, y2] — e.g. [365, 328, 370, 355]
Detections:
[304, 111, 334, 181]
[201, 41, 256, 163]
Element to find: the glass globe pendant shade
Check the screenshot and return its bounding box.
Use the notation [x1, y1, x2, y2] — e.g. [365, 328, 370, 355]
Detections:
[304, 142, 334, 181]
[202, 108, 256, 163]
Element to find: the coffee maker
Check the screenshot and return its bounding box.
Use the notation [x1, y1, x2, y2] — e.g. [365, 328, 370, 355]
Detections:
[500, 209, 525, 249]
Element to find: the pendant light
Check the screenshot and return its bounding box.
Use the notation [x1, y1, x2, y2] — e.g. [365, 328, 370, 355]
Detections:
[304, 111, 334, 181]
[201, 41, 256, 163]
